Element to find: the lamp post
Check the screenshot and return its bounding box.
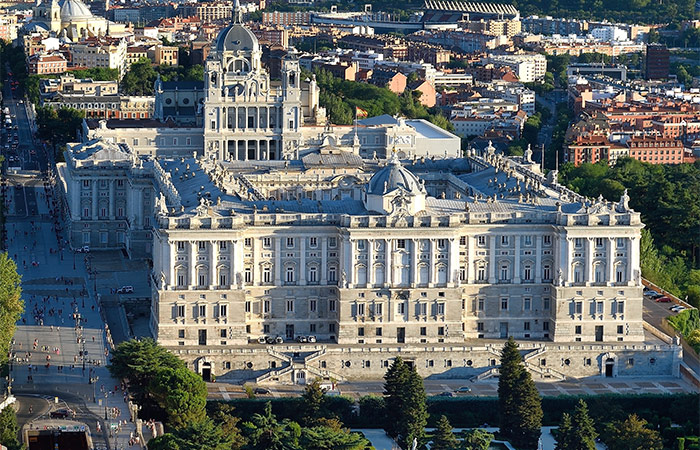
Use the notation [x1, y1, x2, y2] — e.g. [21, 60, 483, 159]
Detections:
[73, 251, 75, 270]
[92, 376, 99, 403]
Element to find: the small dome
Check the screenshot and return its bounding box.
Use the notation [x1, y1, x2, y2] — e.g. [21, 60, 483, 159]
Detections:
[215, 23, 259, 53]
[59, 0, 93, 21]
[367, 156, 425, 196]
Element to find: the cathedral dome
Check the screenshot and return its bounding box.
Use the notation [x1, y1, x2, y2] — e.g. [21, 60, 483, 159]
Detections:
[367, 155, 425, 196]
[214, 23, 259, 53]
[59, 0, 93, 21]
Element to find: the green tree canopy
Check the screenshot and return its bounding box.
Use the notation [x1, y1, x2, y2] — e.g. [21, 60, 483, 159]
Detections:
[383, 356, 428, 448]
[107, 338, 183, 417]
[301, 378, 325, 426]
[461, 428, 494, 450]
[149, 418, 233, 450]
[241, 402, 301, 450]
[556, 400, 597, 450]
[603, 414, 663, 450]
[0, 253, 23, 369]
[149, 366, 208, 429]
[0, 406, 23, 450]
[431, 415, 458, 450]
[299, 425, 370, 450]
[498, 337, 542, 449]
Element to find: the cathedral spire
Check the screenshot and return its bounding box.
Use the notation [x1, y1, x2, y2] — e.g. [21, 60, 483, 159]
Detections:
[233, 0, 242, 23]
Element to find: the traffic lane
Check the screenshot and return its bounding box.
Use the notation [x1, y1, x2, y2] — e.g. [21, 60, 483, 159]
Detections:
[15, 394, 52, 428]
[642, 295, 678, 330]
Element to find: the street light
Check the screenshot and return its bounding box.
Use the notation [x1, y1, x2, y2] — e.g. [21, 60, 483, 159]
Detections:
[92, 376, 99, 403]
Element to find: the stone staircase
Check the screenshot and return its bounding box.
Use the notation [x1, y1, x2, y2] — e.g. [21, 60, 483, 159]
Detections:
[236, 175, 264, 201]
[254, 347, 344, 384]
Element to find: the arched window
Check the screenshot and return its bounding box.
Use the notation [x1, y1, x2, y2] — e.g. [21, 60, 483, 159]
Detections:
[286, 265, 295, 283]
[437, 264, 447, 285]
[573, 263, 583, 284]
[615, 264, 626, 283]
[308, 265, 318, 283]
[542, 263, 552, 281]
[356, 264, 367, 285]
[499, 263, 510, 282]
[594, 262, 604, 284]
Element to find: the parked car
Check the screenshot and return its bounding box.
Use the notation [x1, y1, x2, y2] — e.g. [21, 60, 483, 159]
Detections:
[644, 290, 660, 298]
[296, 336, 308, 343]
[671, 306, 686, 313]
[655, 296, 672, 303]
[253, 387, 270, 395]
[307, 335, 317, 343]
[49, 408, 73, 419]
[437, 391, 455, 397]
[116, 286, 134, 294]
[455, 386, 472, 394]
[75, 246, 90, 253]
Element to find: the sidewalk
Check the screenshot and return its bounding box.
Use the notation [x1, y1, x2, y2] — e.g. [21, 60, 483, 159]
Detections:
[8, 184, 144, 450]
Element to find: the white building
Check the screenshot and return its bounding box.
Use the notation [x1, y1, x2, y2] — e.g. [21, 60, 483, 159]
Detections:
[486, 53, 547, 83]
[590, 26, 628, 42]
[70, 38, 128, 77]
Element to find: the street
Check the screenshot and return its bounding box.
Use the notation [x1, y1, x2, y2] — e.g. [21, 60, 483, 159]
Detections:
[3, 84, 144, 449]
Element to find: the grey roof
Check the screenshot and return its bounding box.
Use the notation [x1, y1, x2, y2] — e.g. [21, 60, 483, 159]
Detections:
[215, 23, 259, 53]
[161, 81, 204, 90]
[161, 158, 238, 207]
[71, 139, 131, 162]
[59, 0, 93, 21]
[368, 158, 425, 196]
[302, 151, 363, 167]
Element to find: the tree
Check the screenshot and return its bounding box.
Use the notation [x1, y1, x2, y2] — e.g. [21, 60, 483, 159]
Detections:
[555, 413, 574, 450]
[603, 414, 663, 450]
[383, 357, 428, 448]
[568, 400, 597, 450]
[241, 402, 300, 450]
[149, 418, 233, 450]
[149, 366, 208, 429]
[497, 338, 542, 449]
[107, 338, 183, 417]
[0, 406, 23, 450]
[301, 378, 324, 426]
[209, 403, 246, 450]
[431, 415, 458, 450]
[299, 425, 370, 450]
[461, 429, 493, 450]
[120, 58, 159, 95]
[0, 253, 23, 369]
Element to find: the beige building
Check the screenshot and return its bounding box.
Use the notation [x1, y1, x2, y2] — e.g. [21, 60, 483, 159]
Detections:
[70, 37, 128, 76]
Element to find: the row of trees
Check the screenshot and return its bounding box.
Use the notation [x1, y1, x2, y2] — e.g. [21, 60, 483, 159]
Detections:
[109, 339, 371, 450]
[120, 59, 204, 96]
[310, 68, 454, 132]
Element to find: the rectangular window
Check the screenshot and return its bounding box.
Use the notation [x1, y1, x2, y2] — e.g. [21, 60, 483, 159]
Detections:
[264, 300, 271, 314]
[245, 301, 251, 313]
[524, 235, 532, 246]
[309, 299, 317, 312]
[198, 305, 206, 317]
[287, 237, 294, 248]
[198, 241, 206, 250]
[357, 303, 366, 316]
[376, 327, 382, 336]
[436, 303, 445, 315]
[244, 238, 252, 247]
[477, 322, 484, 331]
[617, 301, 625, 314]
[575, 301, 583, 314]
[328, 266, 337, 282]
[437, 239, 446, 249]
[397, 239, 406, 249]
[477, 298, 484, 311]
[358, 327, 365, 337]
[617, 325, 624, 334]
[596, 301, 604, 314]
[523, 297, 531, 311]
[500, 298, 508, 310]
[397, 302, 405, 314]
[524, 321, 530, 331]
[543, 321, 549, 331]
[375, 303, 383, 316]
[309, 237, 317, 248]
[595, 237, 604, 247]
[286, 299, 294, 313]
[219, 304, 227, 317]
[329, 237, 337, 248]
[357, 240, 365, 250]
[419, 302, 427, 316]
[177, 305, 185, 317]
[262, 237, 271, 248]
[477, 235, 486, 246]
[245, 268, 252, 283]
[178, 329, 185, 338]
[329, 299, 337, 312]
[617, 238, 625, 248]
[501, 236, 509, 246]
[263, 267, 271, 283]
[420, 327, 427, 336]
[575, 325, 582, 334]
[438, 326, 445, 336]
[543, 297, 550, 310]
[177, 241, 185, 251]
[543, 235, 552, 245]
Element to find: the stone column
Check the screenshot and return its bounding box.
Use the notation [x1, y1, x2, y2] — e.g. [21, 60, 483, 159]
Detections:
[348, 239, 355, 287]
[321, 237, 328, 283]
[71, 181, 80, 217]
[429, 239, 436, 287]
[565, 238, 573, 284]
[449, 238, 459, 286]
[411, 239, 418, 287]
[367, 239, 374, 287]
[467, 236, 475, 284]
[628, 236, 639, 285]
[513, 236, 521, 284]
[91, 180, 98, 220]
[488, 236, 496, 283]
[586, 237, 594, 285]
[275, 237, 282, 285]
[169, 241, 176, 288]
[190, 241, 197, 288]
[607, 237, 616, 285]
[300, 237, 306, 286]
[535, 235, 542, 283]
[385, 239, 392, 287]
[211, 240, 219, 287]
[108, 179, 115, 219]
[251, 238, 258, 286]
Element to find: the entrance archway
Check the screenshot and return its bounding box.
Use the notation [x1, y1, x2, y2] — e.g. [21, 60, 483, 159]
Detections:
[196, 357, 213, 382]
[600, 352, 617, 378]
[605, 359, 614, 377]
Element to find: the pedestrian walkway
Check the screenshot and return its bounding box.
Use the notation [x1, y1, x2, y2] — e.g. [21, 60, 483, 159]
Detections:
[7, 184, 145, 450]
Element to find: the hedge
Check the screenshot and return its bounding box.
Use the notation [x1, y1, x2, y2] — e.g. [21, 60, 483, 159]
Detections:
[211, 392, 699, 431]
